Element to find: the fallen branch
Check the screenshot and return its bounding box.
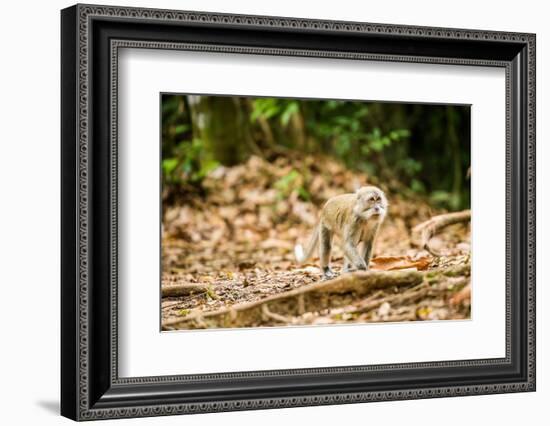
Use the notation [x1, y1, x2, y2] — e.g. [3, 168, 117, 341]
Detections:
[163, 270, 422, 330]
[161, 283, 209, 298]
[411, 210, 471, 255]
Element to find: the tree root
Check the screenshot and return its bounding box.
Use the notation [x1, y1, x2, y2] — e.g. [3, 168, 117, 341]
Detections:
[411, 210, 471, 255]
[163, 270, 423, 330]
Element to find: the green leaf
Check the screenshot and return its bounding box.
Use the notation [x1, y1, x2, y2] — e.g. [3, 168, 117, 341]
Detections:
[174, 124, 190, 135]
[335, 136, 351, 156]
[274, 170, 302, 197]
[389, 129, 411, 140]
[162, 158, 178, 174]
[370, 139, 384, 152]
[410, 179, 426, 193]
[430, 190, 452, 203]
[197, 159, 220, 179]
[297, 186, 311, 201]
[280, 102, 299, 126]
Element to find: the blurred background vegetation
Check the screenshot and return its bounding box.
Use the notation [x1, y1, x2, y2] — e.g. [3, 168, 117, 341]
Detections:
[161, 94, 470, 210]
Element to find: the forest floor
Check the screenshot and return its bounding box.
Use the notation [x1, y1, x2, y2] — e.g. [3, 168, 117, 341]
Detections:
[161, 154, 471, 330]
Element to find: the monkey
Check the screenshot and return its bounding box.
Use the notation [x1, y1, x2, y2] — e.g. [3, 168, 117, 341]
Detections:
[294, 186, 388, 280]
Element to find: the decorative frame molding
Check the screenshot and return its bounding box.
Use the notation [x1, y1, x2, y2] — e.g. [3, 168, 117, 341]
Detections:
[61, 3, 535, 421]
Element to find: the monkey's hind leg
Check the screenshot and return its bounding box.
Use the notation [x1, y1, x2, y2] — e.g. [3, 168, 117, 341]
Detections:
[319, 225, 336, 280]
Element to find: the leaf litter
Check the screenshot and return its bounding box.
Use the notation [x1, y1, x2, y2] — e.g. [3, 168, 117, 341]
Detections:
[161, 154, 471, 329]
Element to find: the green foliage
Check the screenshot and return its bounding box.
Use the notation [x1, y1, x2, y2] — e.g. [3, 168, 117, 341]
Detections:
[398, 158, 422, 177]
[161, 94, 471, 210]
[162, 138, 220, 185]
[410, 178, 426, 194]
[312, 100, 369, 159]
[305, 101, 412, 179]
[174, 124, 190, 136]
[430, 190, 462, 211]
[273, 170, 310, 201]
[251, 98, 300, 127]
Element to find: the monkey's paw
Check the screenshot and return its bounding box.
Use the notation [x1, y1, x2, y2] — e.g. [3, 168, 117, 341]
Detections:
[322, 267, 337, 280]
[356, 263, 368, 271]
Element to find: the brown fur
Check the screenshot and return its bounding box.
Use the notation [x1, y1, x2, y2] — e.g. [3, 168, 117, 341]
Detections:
[295, 186, 388, 279]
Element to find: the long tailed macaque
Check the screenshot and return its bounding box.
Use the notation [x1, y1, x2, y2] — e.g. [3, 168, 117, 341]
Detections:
[294, 186, 388, 279]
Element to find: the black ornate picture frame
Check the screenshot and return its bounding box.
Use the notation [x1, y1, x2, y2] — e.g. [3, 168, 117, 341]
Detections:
[61, 4, 536, 421]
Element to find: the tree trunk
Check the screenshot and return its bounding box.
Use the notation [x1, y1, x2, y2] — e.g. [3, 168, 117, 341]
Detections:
[188, 96, 254, 166]
[447, 106, 463, 209]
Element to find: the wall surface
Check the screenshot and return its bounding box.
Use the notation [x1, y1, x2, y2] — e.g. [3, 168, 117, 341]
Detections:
[0, 0, 547, 424]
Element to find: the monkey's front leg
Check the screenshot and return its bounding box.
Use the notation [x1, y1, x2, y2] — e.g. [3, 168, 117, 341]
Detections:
[343, 243, 367, 270]
[342, 227, 368, 271]
[360, 239, 373, 271]
[319, 224, 336, 280]
[343, 256, 353, 273]
[344, 242, 367, 272]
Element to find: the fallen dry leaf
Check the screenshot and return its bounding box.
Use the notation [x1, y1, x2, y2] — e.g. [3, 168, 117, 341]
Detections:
[370, 255, 432, 271]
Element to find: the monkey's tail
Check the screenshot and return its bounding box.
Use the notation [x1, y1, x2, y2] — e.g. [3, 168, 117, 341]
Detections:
[294, 224, 319, 264]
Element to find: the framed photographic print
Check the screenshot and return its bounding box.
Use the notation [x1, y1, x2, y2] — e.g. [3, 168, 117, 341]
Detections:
[61, 3, 536, 421]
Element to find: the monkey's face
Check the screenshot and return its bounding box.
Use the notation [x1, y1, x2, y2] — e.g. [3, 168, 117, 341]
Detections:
[354, 186, 388, 221]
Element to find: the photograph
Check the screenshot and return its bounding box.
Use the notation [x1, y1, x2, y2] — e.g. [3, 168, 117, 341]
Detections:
[160, 94, 472, 330]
